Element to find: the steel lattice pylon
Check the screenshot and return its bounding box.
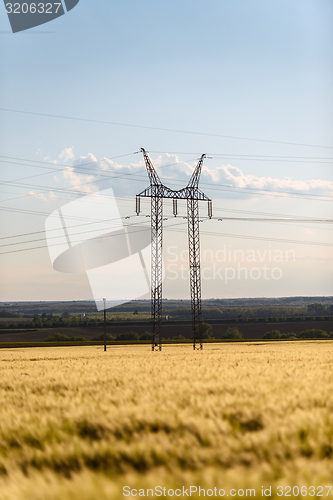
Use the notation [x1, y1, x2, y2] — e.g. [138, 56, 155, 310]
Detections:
[187, 197, 202, 349]
[150, 193, 163, 351]
[136, 148, 212, 350]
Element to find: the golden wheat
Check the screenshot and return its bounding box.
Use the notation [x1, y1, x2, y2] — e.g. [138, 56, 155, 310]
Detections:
[0, 342, 332, 499]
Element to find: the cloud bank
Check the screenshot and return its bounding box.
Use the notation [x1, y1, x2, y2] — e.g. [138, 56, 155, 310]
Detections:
[33, 149, 332, 202]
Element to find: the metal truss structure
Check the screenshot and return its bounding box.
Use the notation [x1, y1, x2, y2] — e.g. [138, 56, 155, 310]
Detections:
[136, 148, 212, 351]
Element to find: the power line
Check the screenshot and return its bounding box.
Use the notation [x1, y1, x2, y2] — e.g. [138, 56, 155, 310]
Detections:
[0, 205, 136, 223]
[208, 217, 333, 223]
[1, 153, 332, 249]
[0, 150, 331, 201]
[1, 107, 333, 149]
[1, 182, 332, 239]
[0, 219, 332, 255]
[1, 216, 331, 249]
[166, 226, 333, 248]
[1, 163, 332, 204]
[0, 151, 137, 184]
[162, 177, 333, 201]
[211, 206, 333, 231]
[0, 207, 332, 249]
[2, 153, 333, 172]
[0, 219, 186, 255]
[0, 216, 152, 248]
[1, 152, 332, 204]
[150, 151, 333, 161]
[0, 156, 199, 203]
[1, 203, 331, 242]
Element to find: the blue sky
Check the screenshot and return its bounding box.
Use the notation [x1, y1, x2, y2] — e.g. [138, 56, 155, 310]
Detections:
[0, 0, 332, 301]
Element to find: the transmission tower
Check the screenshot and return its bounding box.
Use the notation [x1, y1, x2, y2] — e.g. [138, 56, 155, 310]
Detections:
[136, 148, 212, 351]
[136, 148, 164, 351]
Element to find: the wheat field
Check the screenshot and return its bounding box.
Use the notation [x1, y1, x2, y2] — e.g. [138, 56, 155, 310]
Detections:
[0, 342, 332, 499]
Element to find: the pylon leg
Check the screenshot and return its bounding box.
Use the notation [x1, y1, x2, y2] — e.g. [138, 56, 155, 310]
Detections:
[151, 194, 163, 351]
[187, 198, 203, 350]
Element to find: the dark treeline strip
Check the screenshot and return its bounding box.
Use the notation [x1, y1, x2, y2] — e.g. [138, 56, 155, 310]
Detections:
[1, 297, 332, 316]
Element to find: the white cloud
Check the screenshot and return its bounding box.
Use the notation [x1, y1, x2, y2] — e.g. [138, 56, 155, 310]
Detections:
[59, 147, 75, 162]
[201, 164, 333, 198]
[62, 152, 140, 194]
[63, 166, 98, 195]
[29, 191, 57, 201]
[29, 191, 47, 201]
[44, 157, 58, 164]
[54, 150, 333, 200]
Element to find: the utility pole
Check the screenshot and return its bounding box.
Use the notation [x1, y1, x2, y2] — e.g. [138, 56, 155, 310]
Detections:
[103, 298, 106, 352]
[136, 149, 212, 351]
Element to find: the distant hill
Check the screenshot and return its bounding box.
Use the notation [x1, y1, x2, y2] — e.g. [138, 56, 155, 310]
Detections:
[0, 296, 332, 316]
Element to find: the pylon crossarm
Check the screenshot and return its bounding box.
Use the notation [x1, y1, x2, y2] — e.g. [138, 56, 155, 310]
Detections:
[137, 186, 211, 202]
[137, 186, 153, 198]
[177, 187, 211, 201]
[138, 186, 185, 199]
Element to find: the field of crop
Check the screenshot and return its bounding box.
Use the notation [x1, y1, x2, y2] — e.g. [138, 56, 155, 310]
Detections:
[0, 342, 332, 499]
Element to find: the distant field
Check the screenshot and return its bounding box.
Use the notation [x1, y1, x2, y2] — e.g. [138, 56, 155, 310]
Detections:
[0, 342, 332, 499]
[0, 317, 29, 323]
[0, 320, 332, 342]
